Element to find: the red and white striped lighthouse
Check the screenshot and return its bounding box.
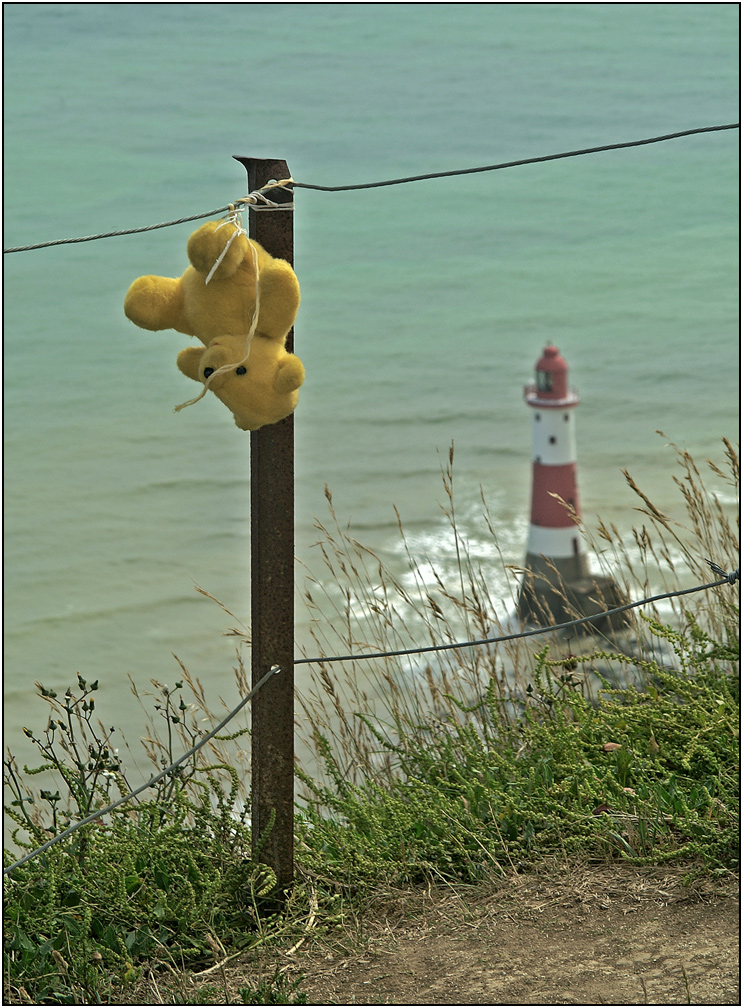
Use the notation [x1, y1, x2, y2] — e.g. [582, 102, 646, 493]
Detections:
[517, 344, 629, 630]
[518, 344, 590, 623]
[524, 344, 588, 578]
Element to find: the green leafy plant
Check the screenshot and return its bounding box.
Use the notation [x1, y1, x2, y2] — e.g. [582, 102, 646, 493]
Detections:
[297, 618, 738, 892]
[238, 970, 309, 1005]
[5, 674, 127, 849]
[3, 675, 278, 1005]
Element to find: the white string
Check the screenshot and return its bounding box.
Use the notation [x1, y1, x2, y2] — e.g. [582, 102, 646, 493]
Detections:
[203, 177, 296, 285]
[204, 209, 246, 285]
[174, 207, 262, 414]
[235, 178, 295, 212]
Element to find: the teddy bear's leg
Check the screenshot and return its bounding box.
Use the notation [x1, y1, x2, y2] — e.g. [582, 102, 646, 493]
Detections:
[187, 221, 249, 281]
[124, 276, 188, 333]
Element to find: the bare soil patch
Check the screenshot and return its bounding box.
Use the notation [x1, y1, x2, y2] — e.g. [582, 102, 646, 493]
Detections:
[226, 863, 739, 1006]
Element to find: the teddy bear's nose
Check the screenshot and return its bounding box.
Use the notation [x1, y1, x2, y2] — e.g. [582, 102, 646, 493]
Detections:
[203, 367, 215, 379]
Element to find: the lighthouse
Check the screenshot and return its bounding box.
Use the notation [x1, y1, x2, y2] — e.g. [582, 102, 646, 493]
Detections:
[517, 345, 628, 632]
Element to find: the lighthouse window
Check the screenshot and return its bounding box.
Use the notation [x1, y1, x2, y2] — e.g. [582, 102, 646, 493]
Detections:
[563, 413, 569, 422]
[536, 370, 553, 393]
[548, 436, 557, 445]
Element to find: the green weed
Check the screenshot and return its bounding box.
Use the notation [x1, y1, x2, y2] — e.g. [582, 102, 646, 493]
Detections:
[297, 620, 738, 890]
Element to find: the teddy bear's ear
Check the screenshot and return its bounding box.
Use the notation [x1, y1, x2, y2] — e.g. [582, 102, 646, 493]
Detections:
[273, 354, 306, 394]
[177, 347, 205, 382]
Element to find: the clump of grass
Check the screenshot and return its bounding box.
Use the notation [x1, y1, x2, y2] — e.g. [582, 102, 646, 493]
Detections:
[127, 969, 309, 1005]
[297, 618, 739, 890]
[2, 674, 324, 1005]
[5, 685, 236, 1003]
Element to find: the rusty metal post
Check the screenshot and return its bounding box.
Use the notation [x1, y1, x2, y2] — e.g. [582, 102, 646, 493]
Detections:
[233, 156, 295, 898]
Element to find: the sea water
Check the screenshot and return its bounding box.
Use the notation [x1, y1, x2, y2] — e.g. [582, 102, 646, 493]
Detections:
[3, 3, 739, 779]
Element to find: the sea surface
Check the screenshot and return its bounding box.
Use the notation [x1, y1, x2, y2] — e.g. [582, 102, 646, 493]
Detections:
[3, 4, 739, 780]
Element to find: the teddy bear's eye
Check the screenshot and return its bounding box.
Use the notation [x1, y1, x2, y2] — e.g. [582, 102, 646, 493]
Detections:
[235, 366, 247, 375]
[203, 367, 215, 379]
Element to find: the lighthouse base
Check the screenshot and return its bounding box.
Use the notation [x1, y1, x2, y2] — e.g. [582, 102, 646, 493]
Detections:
[518, 562, 631, 636]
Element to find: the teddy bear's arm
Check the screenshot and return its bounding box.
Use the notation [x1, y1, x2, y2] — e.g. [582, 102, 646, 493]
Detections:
[124, 275, 191, 334]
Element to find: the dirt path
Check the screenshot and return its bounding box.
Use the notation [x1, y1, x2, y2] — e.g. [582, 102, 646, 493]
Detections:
[237, 864, 739, 1006]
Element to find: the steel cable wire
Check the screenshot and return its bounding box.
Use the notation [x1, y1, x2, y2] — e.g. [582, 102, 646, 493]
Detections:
[293, 567, 740, 667]
[289, 123, 740, 191]
[4, 124, 738, 253]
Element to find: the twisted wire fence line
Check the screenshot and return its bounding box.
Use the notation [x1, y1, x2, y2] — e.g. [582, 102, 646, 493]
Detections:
[289, 123, 740, 191]
[5, 562, 738, 877]
[2, 205, 240, 254]
[4, 123, 738, 253]
[294, 563, 740, 666]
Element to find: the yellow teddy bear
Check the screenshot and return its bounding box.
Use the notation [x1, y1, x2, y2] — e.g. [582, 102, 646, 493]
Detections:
[124, 220, 303, 430]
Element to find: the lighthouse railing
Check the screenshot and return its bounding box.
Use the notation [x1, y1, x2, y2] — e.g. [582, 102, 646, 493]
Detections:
[523, 384, 580, 407]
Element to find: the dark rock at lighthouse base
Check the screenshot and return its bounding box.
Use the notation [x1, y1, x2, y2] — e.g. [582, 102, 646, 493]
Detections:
[518, 570, 631, 635]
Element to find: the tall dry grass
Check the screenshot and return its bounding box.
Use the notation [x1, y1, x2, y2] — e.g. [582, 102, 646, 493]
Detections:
[293, 437, 738, 794]
[13, 438, 734, 822]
